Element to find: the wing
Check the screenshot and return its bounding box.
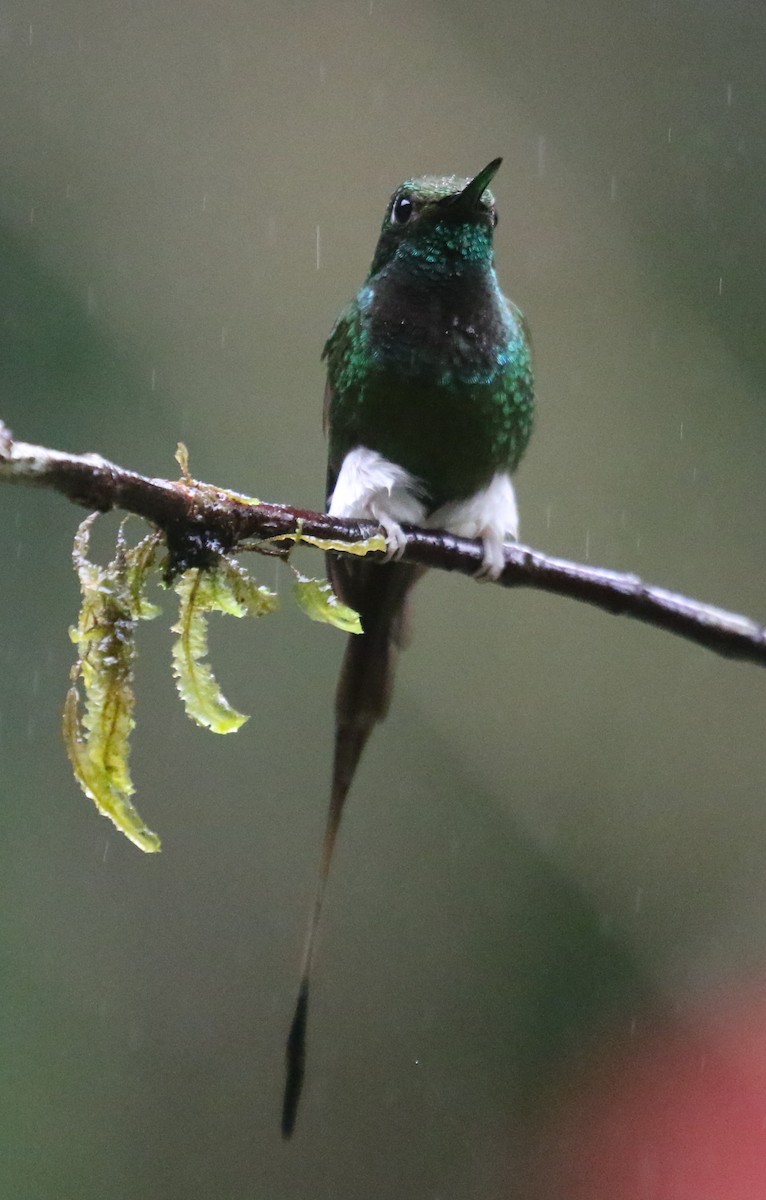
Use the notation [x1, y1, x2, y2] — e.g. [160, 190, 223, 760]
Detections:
[321, 301, 365, 502]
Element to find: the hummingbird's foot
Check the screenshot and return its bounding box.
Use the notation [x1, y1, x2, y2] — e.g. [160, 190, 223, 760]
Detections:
[475, 533, 508, 581]
[428, 471, 517, 582]
[328, 447, 426, 561]
[372, 509, 409, 561]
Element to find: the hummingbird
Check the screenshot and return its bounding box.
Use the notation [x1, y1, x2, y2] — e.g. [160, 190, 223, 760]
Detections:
[281, 157, 534, 1136]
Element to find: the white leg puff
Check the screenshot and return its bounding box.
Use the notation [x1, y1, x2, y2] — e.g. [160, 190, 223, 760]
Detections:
[428, 472, 519, 581]
[328, 446, 428, 559]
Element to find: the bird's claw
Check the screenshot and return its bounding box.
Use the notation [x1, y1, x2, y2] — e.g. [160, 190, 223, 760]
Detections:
[376, 514, 408, 562]
[474, 534, 507, 582]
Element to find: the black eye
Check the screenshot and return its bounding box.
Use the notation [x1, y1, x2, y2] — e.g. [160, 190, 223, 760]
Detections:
[491, 208, 499, 228]
[391, 194, 414, 225]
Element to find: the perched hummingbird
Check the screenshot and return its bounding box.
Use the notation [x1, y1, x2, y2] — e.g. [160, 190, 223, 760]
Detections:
[282, 158, 534, 1136]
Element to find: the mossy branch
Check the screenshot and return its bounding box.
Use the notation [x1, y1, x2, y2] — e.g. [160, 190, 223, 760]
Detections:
[2, 419, 765, 668]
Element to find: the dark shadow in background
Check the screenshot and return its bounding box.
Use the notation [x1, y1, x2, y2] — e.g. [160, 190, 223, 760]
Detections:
[400, 719, 656, 1116]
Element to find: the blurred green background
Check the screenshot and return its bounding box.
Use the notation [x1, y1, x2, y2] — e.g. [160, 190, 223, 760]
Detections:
[1, 2, 765, 1197]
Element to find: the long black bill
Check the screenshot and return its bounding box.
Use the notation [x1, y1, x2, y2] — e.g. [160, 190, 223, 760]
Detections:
[461, 157, 503, 205]
[438, 156, 502, 217]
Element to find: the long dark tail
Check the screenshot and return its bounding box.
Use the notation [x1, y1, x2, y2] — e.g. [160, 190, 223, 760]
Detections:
[281, 556, 422, 1137]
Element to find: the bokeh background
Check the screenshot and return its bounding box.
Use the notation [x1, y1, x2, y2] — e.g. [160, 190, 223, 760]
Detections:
[1, 2, 765, 1197]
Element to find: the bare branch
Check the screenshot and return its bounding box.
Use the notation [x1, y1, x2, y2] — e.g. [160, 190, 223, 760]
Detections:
[1, 420, 765, 668]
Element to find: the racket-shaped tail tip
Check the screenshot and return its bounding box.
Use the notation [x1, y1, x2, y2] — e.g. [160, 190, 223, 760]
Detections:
[281, 978, 310, 1138]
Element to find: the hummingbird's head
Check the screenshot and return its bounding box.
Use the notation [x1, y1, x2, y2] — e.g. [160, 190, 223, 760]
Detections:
[369, 158, 502, 279]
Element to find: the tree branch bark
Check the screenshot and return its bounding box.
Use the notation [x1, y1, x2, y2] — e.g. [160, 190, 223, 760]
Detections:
[1, 419, 765, 668]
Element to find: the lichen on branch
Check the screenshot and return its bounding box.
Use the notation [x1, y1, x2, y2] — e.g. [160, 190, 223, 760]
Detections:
[64, 515, 163, 852]
[59, 490, 375, 850]
[171, 559, 279, 734]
